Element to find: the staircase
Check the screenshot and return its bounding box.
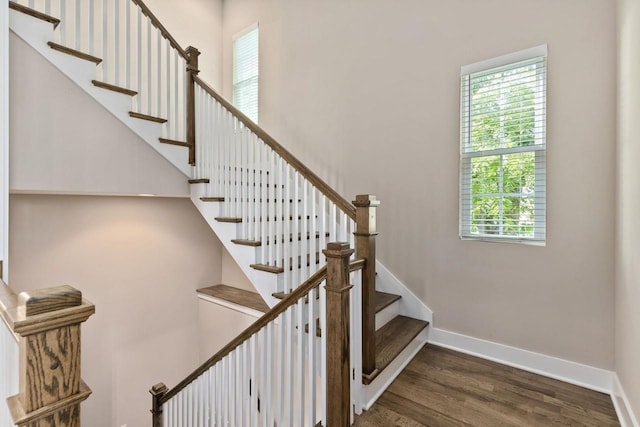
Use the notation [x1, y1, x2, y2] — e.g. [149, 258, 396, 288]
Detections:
[6, 1, 432, 425]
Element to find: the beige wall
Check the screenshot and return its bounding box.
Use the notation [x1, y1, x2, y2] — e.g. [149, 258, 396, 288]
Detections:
[222, 0, 617, 369]
[145, 0, 223, 88]
[9, 194, 223, 427]
[617, 0, 640, 418]
[10, 33, 190, 197]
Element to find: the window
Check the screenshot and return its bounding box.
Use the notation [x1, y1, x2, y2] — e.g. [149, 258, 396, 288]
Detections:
[233, 25, 259, 123]
[460, 45, 547, 243]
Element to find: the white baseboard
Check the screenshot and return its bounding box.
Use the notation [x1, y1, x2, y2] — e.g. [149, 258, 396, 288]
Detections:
[612, 374, 640, 427]
[428, 327, 614, 394]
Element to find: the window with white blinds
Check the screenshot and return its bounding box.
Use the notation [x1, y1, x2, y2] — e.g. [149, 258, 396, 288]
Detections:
[460, 45, 547, 243]
[233, 25, 259, 123]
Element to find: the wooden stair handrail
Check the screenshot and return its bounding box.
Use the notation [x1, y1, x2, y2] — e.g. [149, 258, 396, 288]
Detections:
[158, 257, 365, 405]
[130, 0, 189, 60]
[193, 75, 358, 221]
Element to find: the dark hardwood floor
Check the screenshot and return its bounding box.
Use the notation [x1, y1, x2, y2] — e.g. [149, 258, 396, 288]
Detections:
[354, 344, 620, 427]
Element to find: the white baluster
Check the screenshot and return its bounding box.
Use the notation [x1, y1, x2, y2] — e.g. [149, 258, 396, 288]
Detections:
[307, 287, 317, 426]
[136, 5, 141, 111]
[125, 0, 130, 89]
[319, 279, 328, 424]
[291, 171, 300, 287]
[265, 322, 274, 425]
[88, 0, 94, 55]
[113, 0, 120, 85]
[165, 42, 171, 137]
[156, 28, 161, 117]
[146, 19, 151, 114]
[296, 298, 305, 426]
[60, 0, 66, 46]
[74, 0, 80, 50]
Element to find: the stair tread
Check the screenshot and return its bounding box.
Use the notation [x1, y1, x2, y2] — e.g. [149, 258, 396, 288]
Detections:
[231, 239, 261, 247]
[200, 196, 224, 202]
[215, 217, 242, 223]
[189, 179, 210, 184]
[375, 291, 402, 313]
[9, 2, 60, 28]
[197, 284, 269, 313]
[159, 137, 190, 147]
[231, 232, 330, 247]
[251, 253, 321, 274]
[48, 42, 102, 64]
[373, 316, 429, 380]
[129, 111, 167, 123]
[273, 290, 398, 317]
[250, 264, 284, 274]
[92, 80, 137, 96]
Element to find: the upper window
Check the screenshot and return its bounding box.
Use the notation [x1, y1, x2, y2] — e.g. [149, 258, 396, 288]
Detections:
[460, 45, 547, 244]
[233, 25, 259, 123]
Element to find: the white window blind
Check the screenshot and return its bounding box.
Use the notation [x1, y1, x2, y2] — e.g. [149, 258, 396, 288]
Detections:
[460, 45, 547, 243]
[233, 26, 259, 123]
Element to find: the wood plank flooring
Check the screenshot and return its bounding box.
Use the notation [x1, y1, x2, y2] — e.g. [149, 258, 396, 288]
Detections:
[355, 344, 620, 427]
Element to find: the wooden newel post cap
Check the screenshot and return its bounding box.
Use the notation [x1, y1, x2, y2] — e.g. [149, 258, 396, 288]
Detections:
[18, 285, 82, 317]
[352, 194, 380, 208]
[150, 383, 168, 412]
[186, 46, 200, 74]
[323, 242, 355, 259]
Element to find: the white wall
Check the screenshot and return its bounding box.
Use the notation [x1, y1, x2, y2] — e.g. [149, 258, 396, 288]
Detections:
[9, 194, 223, 427]
[617, 0, 640, 421]
[222, 0, 617, 369]
[1, 1, 9, 279]
[9, 33, 190, 197]
[145, 0, 223, 89]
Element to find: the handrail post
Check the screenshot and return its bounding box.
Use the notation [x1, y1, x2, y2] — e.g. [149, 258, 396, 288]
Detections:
[323, 242, 354, 427]
[150, 382, 168, 427]
[6, 285, 94, 426]
[353, 194, 380, 380]
[185, 45, 200, 165]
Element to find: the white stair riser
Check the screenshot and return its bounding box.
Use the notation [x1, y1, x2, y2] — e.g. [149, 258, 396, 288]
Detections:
[375, 300, 400, 331]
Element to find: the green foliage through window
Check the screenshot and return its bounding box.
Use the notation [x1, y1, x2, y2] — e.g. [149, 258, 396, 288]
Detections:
[460, 52, 546, 241]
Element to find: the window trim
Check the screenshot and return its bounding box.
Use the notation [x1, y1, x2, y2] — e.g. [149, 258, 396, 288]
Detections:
[459, 45, 547, 245]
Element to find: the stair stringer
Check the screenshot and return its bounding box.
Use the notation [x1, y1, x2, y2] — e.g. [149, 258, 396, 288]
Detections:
[8, 9, 192, 178]
[190, 187, 280, 307]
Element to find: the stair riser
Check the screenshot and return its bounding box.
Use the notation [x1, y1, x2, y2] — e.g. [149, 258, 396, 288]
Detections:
[375, 300, 400, 331]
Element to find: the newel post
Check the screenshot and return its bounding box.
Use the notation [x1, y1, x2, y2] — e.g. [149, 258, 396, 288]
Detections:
[150, 382, 168, 427]
[324, 242, 354, 427]
[353, 194, 380, 380]
[7, 285, 94, 427]
[185, 46, 200, 166]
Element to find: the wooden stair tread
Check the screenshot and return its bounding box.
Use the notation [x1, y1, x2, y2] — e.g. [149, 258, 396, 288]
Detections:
[366, 316, 428, 384]
[9, 2, 60, 28]
[200, 196, 224, 202]
[250, 264, 284, 274]
[189, 178, 210, 184]
[129, 111, 167, 123]
[215, 217, 242, 223]
[92, 80, 137, 96]
[159, 138, 190, 147]
[272, 290, 398, 316]
[375, 291, 402, 313]
[197, 284, 269, 313]
[48, 42, 102, 64]
[231, 239, 261, 247]
[251, 253, 321, 274]
[230, 232, 330, 248]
